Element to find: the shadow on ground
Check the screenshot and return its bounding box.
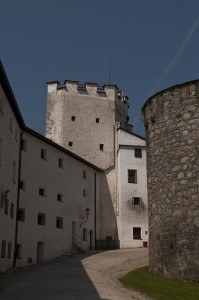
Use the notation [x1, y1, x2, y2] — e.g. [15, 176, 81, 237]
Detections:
[0, 251, 103, 300]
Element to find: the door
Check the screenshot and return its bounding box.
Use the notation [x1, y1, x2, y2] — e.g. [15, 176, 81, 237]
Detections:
[37, 242, 44, 263]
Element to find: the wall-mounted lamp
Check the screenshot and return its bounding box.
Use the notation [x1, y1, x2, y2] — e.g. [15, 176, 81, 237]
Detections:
[80, 207, 90, 227]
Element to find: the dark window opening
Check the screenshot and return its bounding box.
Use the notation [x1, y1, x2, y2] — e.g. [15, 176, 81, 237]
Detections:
[21, 139, 27, 151]
[135, 148, 142, 158]
[128, 169, 137, 183]
[83, 228, 87, 241]
[4, 199, 9, 215]
[39, 188, 46, 197]
[41, 149, 47, 160]
[83, 170, 87, 179]
[99, 144, 104, 151]
[69, 141, 73, 147]
[18, 208, 25, 222]
[20, 181, 26, 190]
[16, 244, 22, 259]
[83, 189, 87, 197]
[96, 118, 100, 123]
[132, 197, 141, 205]
[71, 116, 76, 121]
[10, 203, 14, 219]
[38, 213, 46, 226]
[57, 194, 63, 202]
[1, 240, 6, 258]
[133, 227, 141, 240]
[56, 217, 63, 229]
[59, 158, 64, 168]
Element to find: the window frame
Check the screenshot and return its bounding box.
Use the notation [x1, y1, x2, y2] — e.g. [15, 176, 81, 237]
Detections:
[128, 169, 137, 184]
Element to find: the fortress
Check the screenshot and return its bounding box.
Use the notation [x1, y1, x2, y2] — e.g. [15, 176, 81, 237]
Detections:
[0, 61, 148, 273]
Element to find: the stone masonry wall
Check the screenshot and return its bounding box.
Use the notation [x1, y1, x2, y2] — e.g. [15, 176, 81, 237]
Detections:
[142, 81, 199, 281]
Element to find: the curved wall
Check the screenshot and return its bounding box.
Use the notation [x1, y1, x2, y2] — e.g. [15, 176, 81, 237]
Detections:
[143, 81, 199, 281]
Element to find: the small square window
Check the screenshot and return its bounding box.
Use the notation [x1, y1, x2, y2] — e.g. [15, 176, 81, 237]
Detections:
[96, 118, 100, 123]
[57, 193, 63, 202]
[7, 242, 12, 259]
[1, 240, 6, 258]
[71, 116, 76, 121]
[133, 227, 141, 240]
[99, 144, 104, 151]
[20, 181, 26, 190]
[56, 217, 63, 229]
[132, 197, 141, 205]
[128, 169, 137, 184]
[69, 142, 73, 147]
[83, 228, 87, 241]
[18, 208, 25, 222]
[39, 188, 46, 197]
[41, 149, 47, 160]
[83, 189, 87, 197]
[58, 158, 64, 168]
[21, 139, 27, 151]
[10, 203, 14, 219]
[83, 170, 87, 179]
[38, 213, 46, 226]
[135, 148, 142, 158]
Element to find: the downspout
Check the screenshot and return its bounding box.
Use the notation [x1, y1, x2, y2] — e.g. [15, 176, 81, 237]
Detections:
[13, 130, 24, 268]
[94, 172, 97, 250]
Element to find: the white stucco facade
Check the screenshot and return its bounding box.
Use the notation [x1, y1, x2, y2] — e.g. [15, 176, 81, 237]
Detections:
[117, 129, 148, 248]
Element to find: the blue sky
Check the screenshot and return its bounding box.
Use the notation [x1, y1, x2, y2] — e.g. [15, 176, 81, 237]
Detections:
[1, 0, 199, 136]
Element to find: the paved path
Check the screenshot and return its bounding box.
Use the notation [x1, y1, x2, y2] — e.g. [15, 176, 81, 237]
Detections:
[0, 248, 149, 300]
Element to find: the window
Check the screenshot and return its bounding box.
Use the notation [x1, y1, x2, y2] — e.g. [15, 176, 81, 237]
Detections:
[1, 240, 6, 258]
[18, 208, 25, 222]
[133, 227, 141, 240]
[19, 181, 26, 190]
[83, 228, 87, 241]
[132, 197, 141, 205]
[21, 139, 27, 151]
[135, 148, 142, 158]
[7, 242, 12, 259]
[38, 213, 46, 226]
[71, 116, 76, 121]
[12, 160, 16, 183]
[16, 244, 22, 258]
[99, 144, 104, 151]
[128, 169, 137, 183]
[58, 158, 64, 168]
[96, 118, 100, 123]
[56, 217, 63, 229]
[57, 193, 63, 202]
[69, 141, 73, 147]
[39, 188, 46, 197]
[41, 149, 47, 160]
[10, 203, 14, 219]
[83, 189, 87, 197]
[4, 199, 9, 215]
[83, 170, 87, 179]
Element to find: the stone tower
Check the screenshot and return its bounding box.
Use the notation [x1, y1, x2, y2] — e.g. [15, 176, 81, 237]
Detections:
[45, 80, 129, 169]
[142, 80, 199, 282]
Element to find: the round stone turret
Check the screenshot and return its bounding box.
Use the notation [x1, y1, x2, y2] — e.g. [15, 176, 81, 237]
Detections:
[142, 80, 199, 282]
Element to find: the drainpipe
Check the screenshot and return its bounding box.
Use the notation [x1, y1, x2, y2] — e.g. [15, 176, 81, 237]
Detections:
[94, 172, 97, 250]
[13, 130, 24, 268]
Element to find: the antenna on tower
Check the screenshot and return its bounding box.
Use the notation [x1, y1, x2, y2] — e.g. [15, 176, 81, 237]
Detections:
[108, 55, 112, 84]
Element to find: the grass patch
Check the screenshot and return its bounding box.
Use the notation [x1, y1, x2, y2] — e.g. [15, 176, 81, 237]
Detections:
[120, 267, 199, 300]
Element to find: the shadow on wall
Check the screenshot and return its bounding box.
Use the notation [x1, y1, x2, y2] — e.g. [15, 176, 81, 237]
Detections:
[0, 252, 101, 300]
[96, 171, 119, 250]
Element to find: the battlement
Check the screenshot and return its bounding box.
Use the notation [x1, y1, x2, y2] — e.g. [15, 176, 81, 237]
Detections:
[47, 80, 121, 100]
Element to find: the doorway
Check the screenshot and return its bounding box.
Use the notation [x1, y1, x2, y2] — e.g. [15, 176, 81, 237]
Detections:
[37, 241, 44, 263]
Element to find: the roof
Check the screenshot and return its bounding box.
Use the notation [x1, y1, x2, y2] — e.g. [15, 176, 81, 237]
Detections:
[118, 127, 146, 141]
[142, 79, 199, 113]
[0, 60, 25, 128]
[0, 60, 103, 172]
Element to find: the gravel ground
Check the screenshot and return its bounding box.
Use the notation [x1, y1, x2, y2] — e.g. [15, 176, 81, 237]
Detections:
[82, 248, 152, 300]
